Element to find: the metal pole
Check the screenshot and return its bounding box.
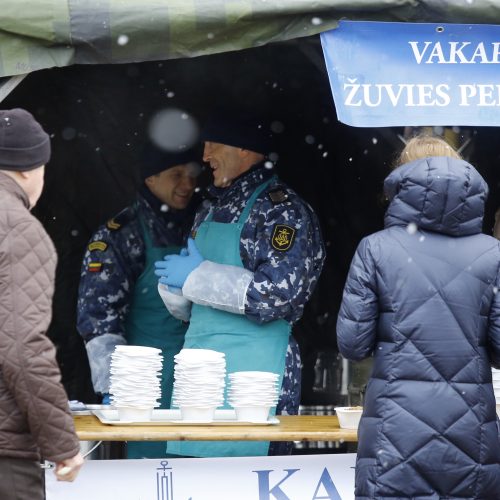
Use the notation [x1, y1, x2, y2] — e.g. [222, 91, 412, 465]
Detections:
[0, 74, 28, 103]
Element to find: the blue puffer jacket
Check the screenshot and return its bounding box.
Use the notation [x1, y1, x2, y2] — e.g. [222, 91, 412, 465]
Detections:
[337, 156, 500, 499]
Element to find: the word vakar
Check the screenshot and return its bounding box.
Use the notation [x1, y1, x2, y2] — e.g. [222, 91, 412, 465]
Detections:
[409, 42, 500, 64]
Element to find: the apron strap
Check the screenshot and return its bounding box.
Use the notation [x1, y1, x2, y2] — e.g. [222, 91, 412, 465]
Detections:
[238, 176, 276, 224]
[137, 212, 153, 248]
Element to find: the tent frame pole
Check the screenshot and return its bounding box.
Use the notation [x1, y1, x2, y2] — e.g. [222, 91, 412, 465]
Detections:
[0, 74, 28, 103]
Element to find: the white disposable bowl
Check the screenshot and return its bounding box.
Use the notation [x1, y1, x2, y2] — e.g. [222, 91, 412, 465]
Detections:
[180, 406, 216, 422]
[175, 349, 225, 362]
[117, 407, 153, 422]
[114, 345, 162, 356]
[335, 406, 363, 430]
[234, 406, 271, 423]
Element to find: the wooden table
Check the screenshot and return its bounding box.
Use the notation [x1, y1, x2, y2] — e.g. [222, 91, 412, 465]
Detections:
[74, 415, 358, 443]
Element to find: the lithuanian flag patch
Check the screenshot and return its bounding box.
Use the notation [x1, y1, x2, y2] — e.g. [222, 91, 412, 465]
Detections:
[88, 262, 102, 272]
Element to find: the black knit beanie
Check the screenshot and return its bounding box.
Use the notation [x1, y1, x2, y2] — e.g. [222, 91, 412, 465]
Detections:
[0, 108, 51, 171]
[140, 142, 199, 180]
[200, 111, 273, 155]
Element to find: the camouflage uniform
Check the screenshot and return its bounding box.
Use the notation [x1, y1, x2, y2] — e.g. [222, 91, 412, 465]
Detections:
[77, 192, 192, 394]
[192, 164, 325, 453]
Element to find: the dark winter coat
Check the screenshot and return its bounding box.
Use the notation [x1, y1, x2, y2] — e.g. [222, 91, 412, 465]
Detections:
[337, 156, 500, 499]
[0, 172, 80, 462]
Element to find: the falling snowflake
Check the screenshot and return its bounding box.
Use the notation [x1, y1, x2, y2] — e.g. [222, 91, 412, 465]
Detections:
[117, 35, 129, 46]
[406, 222, 418, 235]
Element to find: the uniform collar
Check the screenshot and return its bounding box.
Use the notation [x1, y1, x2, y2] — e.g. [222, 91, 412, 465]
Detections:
[138, 184, 194, 223]
[206, 162, 274, 201]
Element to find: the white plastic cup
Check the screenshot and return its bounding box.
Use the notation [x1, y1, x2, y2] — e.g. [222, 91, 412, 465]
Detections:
[234, 406, 271, 423]
[334, 406, 363, 429]
[180, 406, 216, 422]
[117, 407, 153, 422]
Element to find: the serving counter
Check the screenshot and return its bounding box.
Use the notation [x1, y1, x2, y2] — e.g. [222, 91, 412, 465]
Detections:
[74, 414, 358, 443]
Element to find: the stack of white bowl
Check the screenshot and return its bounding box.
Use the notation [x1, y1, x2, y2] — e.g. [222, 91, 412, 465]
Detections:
[172, 349, 226, 421]
[109, 345, 163, 421]
[228, 371, 280, 422]
[493, 368, 500, 417]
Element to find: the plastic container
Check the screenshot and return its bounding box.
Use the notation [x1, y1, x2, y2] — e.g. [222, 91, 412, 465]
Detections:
[234, 406, 271, 423]
[117, 407, 153, 422]
[334, 406, 363, 429]
[180, 406, 216, 422]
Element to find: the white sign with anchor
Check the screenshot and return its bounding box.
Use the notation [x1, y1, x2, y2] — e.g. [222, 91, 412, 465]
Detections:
[45, 453, 356, 500]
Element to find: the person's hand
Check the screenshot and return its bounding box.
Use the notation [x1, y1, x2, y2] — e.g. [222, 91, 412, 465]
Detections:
[54, 452, 84, 482]
[154, 238, 204, 288]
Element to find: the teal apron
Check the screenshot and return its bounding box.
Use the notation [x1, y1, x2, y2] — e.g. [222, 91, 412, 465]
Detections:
[167, 178, 290, 457]
[125, 217, 188, 458]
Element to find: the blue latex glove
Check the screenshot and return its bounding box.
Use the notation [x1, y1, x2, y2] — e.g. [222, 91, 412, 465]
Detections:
[154, 238, 204, 289]
[102, 393, 111, 405]
[164, 247, 189, 294]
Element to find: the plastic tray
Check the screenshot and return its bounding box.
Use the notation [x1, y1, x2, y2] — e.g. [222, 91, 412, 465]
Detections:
[71, 404, 110, 416]
[92, 408, 279, 426]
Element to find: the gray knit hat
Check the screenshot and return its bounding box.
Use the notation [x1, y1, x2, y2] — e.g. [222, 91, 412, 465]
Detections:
[0, 108, 51, 171]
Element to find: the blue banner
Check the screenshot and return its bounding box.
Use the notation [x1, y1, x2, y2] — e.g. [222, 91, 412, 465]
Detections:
[320, 21, 500, 127]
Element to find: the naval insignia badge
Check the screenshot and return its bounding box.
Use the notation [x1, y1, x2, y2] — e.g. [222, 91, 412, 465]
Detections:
[271, 224, 296, 251]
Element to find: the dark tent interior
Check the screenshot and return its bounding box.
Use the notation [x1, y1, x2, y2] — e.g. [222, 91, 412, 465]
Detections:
[3, 34, 499, 413]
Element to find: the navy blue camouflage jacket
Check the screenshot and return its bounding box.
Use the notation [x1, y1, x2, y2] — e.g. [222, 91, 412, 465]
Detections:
[77, 192, 194, 341]
[193, 164, 325, 324]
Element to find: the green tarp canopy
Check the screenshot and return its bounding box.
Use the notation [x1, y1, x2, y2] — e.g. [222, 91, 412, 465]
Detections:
[2, 0, 500, 79]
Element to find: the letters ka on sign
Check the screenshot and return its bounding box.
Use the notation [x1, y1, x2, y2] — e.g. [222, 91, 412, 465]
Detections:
[320, 21, 500, 127]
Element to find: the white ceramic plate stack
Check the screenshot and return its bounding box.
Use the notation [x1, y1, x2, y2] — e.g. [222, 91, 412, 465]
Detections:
[109, 345, 163, 421]
[172, 349, 226, 422]
[228, 371, 280, 422]
[493, 368, 500, 417]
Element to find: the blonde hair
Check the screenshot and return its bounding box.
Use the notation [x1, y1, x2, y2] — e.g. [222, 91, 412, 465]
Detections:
[394, 134, 462, 168]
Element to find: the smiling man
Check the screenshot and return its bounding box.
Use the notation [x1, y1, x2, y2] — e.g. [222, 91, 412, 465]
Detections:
[77, 142, 199, 458]
[155, 112, 325, 458]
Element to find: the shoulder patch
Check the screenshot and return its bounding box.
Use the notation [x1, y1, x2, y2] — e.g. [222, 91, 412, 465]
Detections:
[87, 262, 102, 272]
[271, 224, 296, 252]
[106, 207, 133, 231]
[88, 241, 108, 252]
[268, 189, 289, 205]
[106, 219, 121, 231]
